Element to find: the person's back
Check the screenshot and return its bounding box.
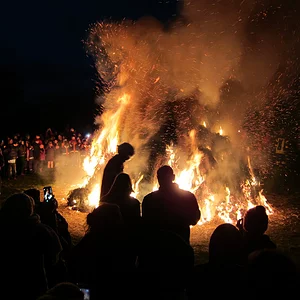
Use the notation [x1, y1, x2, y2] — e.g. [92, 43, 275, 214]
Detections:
[142, 166, 200, 244]
[187, 223, 246, 300]
[0, 193, 62, 300]
[113, 196, 140, 223]
[1, 220, 60, 298]
[247, 249, 298, 297]
[101, 173, 141, 227]
[137, 229, 194, 299]
[241, 205, 276, 255]
[68, 203, 136, 299]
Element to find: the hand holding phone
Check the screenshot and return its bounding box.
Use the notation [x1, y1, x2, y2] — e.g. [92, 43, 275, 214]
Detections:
[43, 186, 53, 201]
[80, 288, 90, 300]
[77, 284, 90, 300]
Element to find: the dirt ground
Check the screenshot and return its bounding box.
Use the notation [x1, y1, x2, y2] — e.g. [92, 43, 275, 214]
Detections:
[1, 175, 300, 266]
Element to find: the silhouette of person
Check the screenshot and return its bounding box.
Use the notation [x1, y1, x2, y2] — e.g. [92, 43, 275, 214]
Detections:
[68, 202, 136, 299]
[208, 223, 246, 266]
[237, 205, 276, 255]
[101, 173, 141, 228]
[142, 165, 200, 244]
[187, 223, 246, 300]
[247, 249, 298, 297]
[24, 188, 72, 286]
[137, 229, 195, 299]
[0, 193, 62, 300]
[100, 142, 134, 199]
[101, 173, 141, 261]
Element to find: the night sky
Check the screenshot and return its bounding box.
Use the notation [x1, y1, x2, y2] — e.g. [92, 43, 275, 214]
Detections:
[1, 0, 300, 137]
[0, 0, 179, 136]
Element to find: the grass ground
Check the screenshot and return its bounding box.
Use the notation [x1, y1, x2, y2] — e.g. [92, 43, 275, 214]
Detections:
[1, 173, 300, 266]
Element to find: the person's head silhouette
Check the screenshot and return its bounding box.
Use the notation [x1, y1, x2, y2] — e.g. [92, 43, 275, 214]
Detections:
[209, 223, 245, 265]
[157, 165, 175, 187]
[109, 173, 134, 196]
[243, 205, 268, 236]
[0, 193, 35, 223]
[117, 143, 134, 161]
[87, 202, 123, 233]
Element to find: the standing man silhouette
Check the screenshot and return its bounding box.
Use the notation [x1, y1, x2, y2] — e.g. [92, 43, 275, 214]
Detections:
[142, 165, 200, 244]
[100, 142, 135, 199]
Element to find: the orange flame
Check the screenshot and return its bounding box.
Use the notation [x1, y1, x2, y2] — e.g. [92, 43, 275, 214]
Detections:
[219, 126, 223, 135]
[79, 93, 131, 204]
[77, 93, 273, 224]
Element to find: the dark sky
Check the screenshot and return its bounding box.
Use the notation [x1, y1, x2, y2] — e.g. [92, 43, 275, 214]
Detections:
[0, 0, 179, 136]
[1, 0, 300, 137]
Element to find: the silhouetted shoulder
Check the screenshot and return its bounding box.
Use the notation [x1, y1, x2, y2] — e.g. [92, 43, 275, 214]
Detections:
[129, 196, 140, 205]
[261, 234, 276, 246]
[178, 188, 197, 200]
[106, 154, 123, 166]
[181, 189, 196, 196]
[142, 191, 159, 202]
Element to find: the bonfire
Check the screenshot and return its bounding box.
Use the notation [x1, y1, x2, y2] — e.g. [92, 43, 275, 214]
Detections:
[67, 9, 274, 221]
[67, 92, 273, 223]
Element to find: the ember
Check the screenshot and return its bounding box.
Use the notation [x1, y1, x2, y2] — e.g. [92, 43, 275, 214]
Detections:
[66, 3, 277, 221]
[67, 98, 273, 223]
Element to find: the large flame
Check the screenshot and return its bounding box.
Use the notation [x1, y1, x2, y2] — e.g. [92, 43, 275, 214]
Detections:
[82, 93, 131, 185]
[76, 92, 273, 225]
[73, 3, 282, 220]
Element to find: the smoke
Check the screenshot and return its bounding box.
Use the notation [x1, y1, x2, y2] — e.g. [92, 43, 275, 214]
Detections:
[85, 0, 300, 193]
[54, 154, 87, 187]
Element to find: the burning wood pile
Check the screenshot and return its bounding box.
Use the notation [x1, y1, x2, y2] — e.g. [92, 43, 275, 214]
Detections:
[67, 110, 273, 222]
[66, 10, 276, 220]
[67, 188, 91, 212]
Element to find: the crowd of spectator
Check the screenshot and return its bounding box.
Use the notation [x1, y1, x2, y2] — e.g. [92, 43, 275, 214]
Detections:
[0, 162, 298, 300]
[0, 127, 92, 181]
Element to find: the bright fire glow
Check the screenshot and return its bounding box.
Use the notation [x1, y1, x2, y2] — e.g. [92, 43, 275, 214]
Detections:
[219, 126, 223, 135]
[88, 184, 100, 208]
[76, 93, 273, 225]
[75, 13, 281, 227]
[81, 93, 130, 187]
[131, 175, 144, 199]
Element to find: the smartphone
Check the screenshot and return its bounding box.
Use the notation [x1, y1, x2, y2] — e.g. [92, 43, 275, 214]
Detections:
[79, 288, 90, 300]
[77, 284, 90, 300]
[43, 186, 53, 201]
